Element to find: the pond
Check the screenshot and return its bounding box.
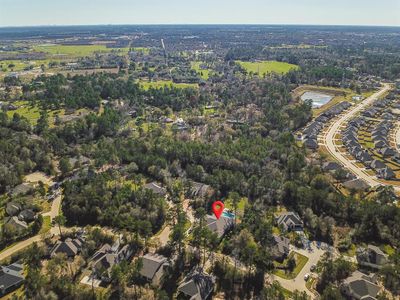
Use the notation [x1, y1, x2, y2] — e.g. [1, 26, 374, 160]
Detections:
[301, 91, 334, 108]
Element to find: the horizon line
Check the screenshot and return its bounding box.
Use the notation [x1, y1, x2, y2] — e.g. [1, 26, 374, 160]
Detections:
[1, 23, 400, 29]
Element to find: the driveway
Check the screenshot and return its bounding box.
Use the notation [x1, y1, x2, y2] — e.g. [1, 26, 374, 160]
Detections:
[269, 242, 326, 298]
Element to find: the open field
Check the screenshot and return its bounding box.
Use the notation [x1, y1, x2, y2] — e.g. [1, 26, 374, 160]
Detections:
[33, 44, 129, 57]
[191, 61, 211, 79]
[139, 80, 198, 90]
[236, 60, 299, 75]
[6, 101, 66, 125]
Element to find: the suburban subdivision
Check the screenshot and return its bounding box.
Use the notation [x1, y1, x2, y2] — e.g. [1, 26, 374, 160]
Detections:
[0, 21, 399, 300]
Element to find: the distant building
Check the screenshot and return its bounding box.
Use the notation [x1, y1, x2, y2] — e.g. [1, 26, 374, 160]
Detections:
[139, 253, 169, 286]
[177, 268, 215, 300]
[276, 212, 303, 232]
[0, 262, 25, 297]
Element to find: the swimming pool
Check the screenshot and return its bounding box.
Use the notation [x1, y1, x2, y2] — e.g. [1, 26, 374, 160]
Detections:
[222, 210, 235, 219]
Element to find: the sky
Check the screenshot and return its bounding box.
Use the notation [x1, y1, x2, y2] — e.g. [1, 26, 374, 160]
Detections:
[0, 0, 399, 27]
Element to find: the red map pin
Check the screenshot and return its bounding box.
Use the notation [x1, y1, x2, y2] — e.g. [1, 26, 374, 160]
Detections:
[212, 201, 224, 220]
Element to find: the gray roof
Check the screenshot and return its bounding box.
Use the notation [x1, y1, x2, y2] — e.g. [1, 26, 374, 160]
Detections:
[144, 182, 167, 196]
[206, 215, 234, 238]
[271, 235, 290, 259]
[50, 238, 83, 257]
[343, 179, 369, 191]
[343, 271, 380, 300]
[276, 212, 303, 230]
[139, 253, 168, 280]
[5, 203, 21, 217]
[0, 263, 24, 295]
[178, 269, 215, 300]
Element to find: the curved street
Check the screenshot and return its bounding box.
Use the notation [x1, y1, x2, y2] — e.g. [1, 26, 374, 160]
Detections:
[322, 83, 395, 189]
[0, 194, 62, 261]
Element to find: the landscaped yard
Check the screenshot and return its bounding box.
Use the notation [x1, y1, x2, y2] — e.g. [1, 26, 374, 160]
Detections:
[273, 251, 309, 279]
[236, 60, 299, 75]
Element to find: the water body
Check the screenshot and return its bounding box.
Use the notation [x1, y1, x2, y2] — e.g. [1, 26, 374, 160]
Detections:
[301, 91, 334, 108]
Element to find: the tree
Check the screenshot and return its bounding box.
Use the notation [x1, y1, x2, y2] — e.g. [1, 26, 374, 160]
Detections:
[54, 215, 66, 237]
[59, 157, 72, 175]
[35, 110, 49, 135]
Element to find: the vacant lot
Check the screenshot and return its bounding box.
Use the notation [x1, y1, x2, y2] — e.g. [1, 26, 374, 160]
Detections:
[236, 60, 299, 75]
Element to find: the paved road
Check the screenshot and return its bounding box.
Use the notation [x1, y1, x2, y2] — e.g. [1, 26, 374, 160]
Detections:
[269, 243, 325, 298]
[323, 84, 394, 189]
[0, 194, 62, 261]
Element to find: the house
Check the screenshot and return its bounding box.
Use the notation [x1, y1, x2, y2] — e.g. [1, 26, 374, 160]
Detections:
[322, 161, 341, 172]
[304, 138, 318, 150]
[10, 183, 32, 197]
[91, 242, 133, 282]
[144, 182, 167, 197]
[377, 167, 396, 180]
[340, 271, 380, 300]
[370, 160, 386, 171]
[5, 216, 28, 232]
[50, 237, 84, 258]
[188, 181, 212, 198]
[139, 253, 169, 286]
[374, 140, 387, 149]
[206, 215, 234, 238]
[270, 235, 290, 262]
[356, 245, 388, 269]
[379, 147, 395, 157]
[276, 212, 303, 231]
[342, 178, 369, 192]
[0, 262, 25, 296]
[177, 268, 215, 300]
[18, 209, 36, 223]
[5, 202, 21, 217]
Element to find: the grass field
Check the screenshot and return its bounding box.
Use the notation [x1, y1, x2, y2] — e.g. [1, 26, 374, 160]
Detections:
[33, 44, 129, 57]
[191, 61, 211, 79]
[39, 216, 52, 234]
[139, 80, 198, 90]
[6, 101, 65, 126]
[236, 60, 299, 75]
[273, 251, 309, 280]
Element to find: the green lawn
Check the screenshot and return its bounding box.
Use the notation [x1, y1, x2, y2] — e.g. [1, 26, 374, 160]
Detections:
[273, 251, 309, 279]
[39, 216, 52, 234]
[6, 101, 65, 125]
[191, 61, 211, 79]
[33, 44, 129, 57]
[236, 60, 299, 75]
[139, 80, 198, 90]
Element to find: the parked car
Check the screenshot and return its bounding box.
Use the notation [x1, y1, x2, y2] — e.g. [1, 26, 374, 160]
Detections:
[304, 273, 310, 281]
